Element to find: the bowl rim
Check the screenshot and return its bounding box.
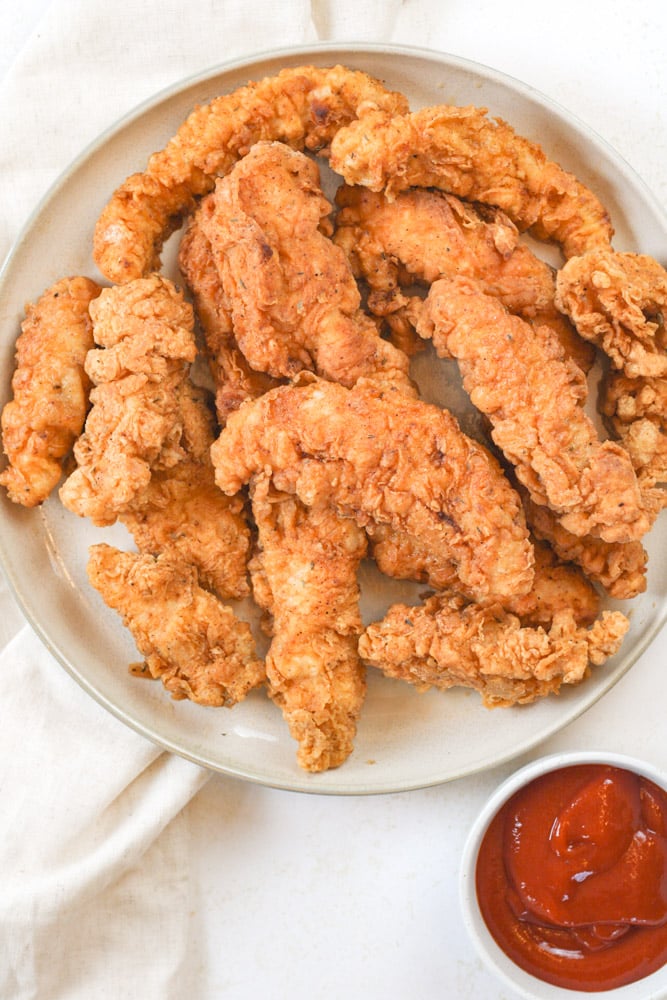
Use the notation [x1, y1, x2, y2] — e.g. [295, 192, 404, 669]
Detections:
[459, 750, 667, 999]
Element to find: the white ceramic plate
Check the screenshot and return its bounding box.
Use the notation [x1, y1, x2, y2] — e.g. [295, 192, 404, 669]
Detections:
[1, 44, 666, 795]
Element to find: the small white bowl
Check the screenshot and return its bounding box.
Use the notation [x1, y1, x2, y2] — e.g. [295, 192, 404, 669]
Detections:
[460, 751, 667, 1000]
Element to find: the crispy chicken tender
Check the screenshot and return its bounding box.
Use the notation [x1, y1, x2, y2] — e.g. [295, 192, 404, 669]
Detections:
[87, 544, 264, 706]
[249, 477, 367, 772]
[359, 596, 629, 708]
[334, 185, 594, 370]
[60, 276, 198, 526]
[369, 524, 599, 627]
[521, 489, 647, 600]
[93, 65, 410, 283]
[178, 202, 279, 423]
[0, 276, 100, 507]
[600, 370, 667, 519]
[555, 249, 667, 378]
[418, 276, 648, 543]
[329, 106, 613, 259]
[211, 377, 534, 603]
[120, 384, 251, 600]
[198, 141, 412, 391]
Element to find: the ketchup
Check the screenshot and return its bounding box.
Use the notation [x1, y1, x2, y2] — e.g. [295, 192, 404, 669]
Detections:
[475, 764, 667, 991]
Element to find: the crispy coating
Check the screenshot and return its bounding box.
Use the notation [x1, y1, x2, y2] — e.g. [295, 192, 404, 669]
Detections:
[198, 142, 412, 391]
[249, 477, 367, 772]
[521, 489, 647, 600]
[600, 370, 667, 519]
[121, 461, 250, 599]
[369, 524, 599, 627]
[87, 544, 264, 706]
[211, 377, 534, 603]
[359, 596, 628, 708]
[418, 276, 648, 543]
[555, 249, 667, 377]
[178, 202, 279, 423]
[93, 65, 410, 283]
[334, 185, 594, 370]
[59, 276, 198, 526]
[329, 106, 613, 259]
[0, 276, 100, 506]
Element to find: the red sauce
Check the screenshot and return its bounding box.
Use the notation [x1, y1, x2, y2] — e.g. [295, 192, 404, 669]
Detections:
[475, 764, 667, 992]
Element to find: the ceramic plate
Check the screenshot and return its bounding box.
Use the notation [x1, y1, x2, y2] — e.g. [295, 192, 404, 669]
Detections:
[1, 44, 666, 794]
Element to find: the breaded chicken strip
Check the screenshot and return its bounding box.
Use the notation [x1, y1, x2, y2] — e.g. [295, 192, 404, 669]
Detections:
[0, 276, 100, 506]
[60, 276, 197, 526]
[211, 376, 534, 603]
[120, 382, 251, 600]
[88, 544, 264, 706]
[369, 524, 599, 627]
[198, 142, 412, 391]
[178, 203, 279, 424]
[521, 490, 647, 600]
[334, 185, 594, 370]
[93, 65, 410, 283]
[329, 106, 613, 259]
[418, 276, 648, 543]
[555, 249, 667, 378]
[249, 477, 367, 772]
[359, 595, 628, 708]
[600, 370, 667, 519]
[121, 459, 250, 599]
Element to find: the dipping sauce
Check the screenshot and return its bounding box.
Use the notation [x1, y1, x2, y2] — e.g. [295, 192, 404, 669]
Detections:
[475, 764, 667, 991]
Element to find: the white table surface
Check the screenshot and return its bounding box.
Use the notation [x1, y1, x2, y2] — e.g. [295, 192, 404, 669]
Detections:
[2, 4, 666, 998]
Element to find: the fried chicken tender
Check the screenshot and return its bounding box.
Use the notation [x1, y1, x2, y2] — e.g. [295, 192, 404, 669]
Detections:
[198, 141, 412, 391]
[600, 370, 667, 518]
[249, 477, 367, 772]
[418, 276, 648, 543]
[369, 524, 599, 627]
[329, 106, 613, 259]
[93, 65, 410, 283]
[119, 384, 251, 599]
[334, 185, 594, 370]
[0, 276, 100, 507]
[60, 276, 198, 526]
[359, 596, 628, 708]
[178, 203, 279, 423]
[211, 376, 534, 603]
[521, 489, 647, 600]
[555, 249, 667, 378]
[88, 544, 264, 706]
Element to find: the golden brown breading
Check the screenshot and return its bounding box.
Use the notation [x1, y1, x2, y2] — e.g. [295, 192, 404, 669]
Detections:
[59, 276, 198, 526]
[600, 369, 667, 519]
[121, 459, 250, 600]
[248, 477, 367, 772]
[119, 376, 251, 599]
[93, 65, 410, 283]
[88, 544, 264, 705]
[211, 376, 535, 603]
[178, 202, 279, 423]
[334, 185, 594, 370]
[198, 142, 412, 391]
[418, 276, 648, 543]
[358, 595, 628, 708]
[369, 524, 599, 627]
[329, 106, 613, 258]
[555, 249, 667, 377]
[0, 276, 100, 506]
[521, 489, 647, 600]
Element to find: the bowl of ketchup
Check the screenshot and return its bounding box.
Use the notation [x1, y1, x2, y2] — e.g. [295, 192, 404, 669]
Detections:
[460, 752, 667, 998]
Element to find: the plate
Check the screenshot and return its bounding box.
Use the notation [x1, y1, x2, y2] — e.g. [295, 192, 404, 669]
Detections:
[1, 43, 666, 795]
